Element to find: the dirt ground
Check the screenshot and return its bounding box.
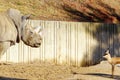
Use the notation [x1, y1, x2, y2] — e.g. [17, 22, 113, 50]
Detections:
[0, 61, 120, 80]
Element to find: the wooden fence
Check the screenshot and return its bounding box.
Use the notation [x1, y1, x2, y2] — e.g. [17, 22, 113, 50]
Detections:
[1, 20, 120, 66]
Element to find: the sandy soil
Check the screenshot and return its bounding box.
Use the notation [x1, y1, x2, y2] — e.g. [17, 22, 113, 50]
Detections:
[0, 61, 120, 80]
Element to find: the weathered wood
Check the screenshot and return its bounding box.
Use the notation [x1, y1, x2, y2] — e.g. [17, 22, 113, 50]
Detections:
[1, 20, 119, 67]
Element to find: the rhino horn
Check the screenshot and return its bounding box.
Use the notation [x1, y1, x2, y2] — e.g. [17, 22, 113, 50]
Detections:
[34, 26, 42, 33]
[39, 31, 42, 36]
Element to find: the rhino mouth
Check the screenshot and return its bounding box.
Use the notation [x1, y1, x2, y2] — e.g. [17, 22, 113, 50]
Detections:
[27, 43, 41, 48]
[22, 40, 41, 48]
[33, 43, 41, 47]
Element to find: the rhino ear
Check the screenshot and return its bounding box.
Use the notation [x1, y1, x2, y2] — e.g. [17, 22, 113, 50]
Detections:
[22, 14, 31, 21]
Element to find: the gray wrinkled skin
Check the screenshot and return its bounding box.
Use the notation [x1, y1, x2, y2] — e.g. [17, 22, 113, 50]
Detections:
[0, 8, 42, 58]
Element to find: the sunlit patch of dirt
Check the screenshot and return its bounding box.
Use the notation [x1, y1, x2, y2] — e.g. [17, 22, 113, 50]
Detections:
[0, 61, 119, 80]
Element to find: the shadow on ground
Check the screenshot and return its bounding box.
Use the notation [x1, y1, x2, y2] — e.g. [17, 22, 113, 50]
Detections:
[82, 73, 120, 79]
[0, 76, 27, 80]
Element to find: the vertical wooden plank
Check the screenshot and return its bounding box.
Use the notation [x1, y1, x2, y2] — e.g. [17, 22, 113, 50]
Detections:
[59, 21, 67, 65]
[43, 21, 54, 62]
[50, 21, 55, 62]
[39, 20, 43, 62]
[40, 20, 45, 62]
[75, 23, 78, 66]
[67, 22, 71, 65]
[70, 22, 76, 66]
[77, 23, 86, 66]
[87, 23, 91, 66]
[56, 21, 60, 64]
[54, 21, 57, 64]
[42, 20, 45, 62]
[66, 22, 68, 65]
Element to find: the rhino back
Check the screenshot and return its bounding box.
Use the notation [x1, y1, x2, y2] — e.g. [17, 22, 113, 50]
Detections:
[0, 12, 17, 43]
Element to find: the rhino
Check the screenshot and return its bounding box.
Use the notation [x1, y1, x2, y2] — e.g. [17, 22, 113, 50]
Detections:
[0, 8, 42, 57]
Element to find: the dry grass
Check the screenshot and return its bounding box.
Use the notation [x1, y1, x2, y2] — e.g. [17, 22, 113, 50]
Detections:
[0, 0, 70, 20]
[0, 0, 120, 22]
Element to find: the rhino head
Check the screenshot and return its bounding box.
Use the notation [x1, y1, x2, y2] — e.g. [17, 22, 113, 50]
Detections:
[21, 15, 42, 47]
[7, 8, 42, 47]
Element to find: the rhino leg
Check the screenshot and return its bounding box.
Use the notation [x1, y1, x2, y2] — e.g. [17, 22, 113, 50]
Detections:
[0, 42, 10, 60]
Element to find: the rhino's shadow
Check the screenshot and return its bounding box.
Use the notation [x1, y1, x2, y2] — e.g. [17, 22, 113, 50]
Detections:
[0, 76, 27, 80]
[82, 73, 120, 79]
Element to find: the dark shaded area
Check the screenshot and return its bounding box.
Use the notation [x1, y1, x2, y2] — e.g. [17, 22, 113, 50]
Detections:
[83, 73, 120, 79]
[80, 23, 120, 66]
[98, 2, 120, 21]
[62, 4, 95, 22]
[62, 0, 120, 23]
[90, 24, 120, 65]
[0, 76, 27, 80]
[86, 4, 109, 22]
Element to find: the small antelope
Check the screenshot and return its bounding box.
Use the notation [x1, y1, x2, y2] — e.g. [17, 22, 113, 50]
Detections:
[103, 50, 120, 78]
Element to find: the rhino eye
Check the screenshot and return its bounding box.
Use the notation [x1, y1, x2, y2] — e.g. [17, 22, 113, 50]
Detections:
[30, 31, 34, 35]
